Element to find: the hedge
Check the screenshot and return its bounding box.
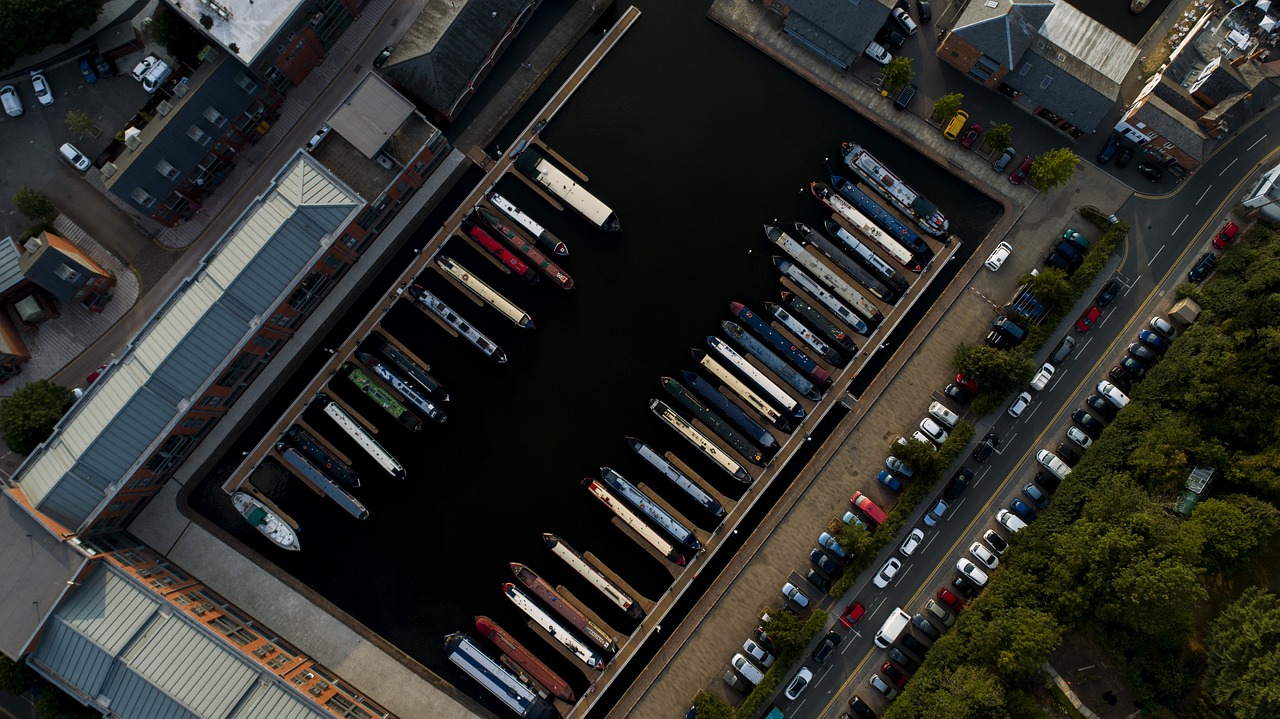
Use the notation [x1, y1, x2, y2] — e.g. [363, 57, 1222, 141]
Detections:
[733, 610, 828, 718]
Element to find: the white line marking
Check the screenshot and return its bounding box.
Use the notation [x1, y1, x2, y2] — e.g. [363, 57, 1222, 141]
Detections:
[1027, 403, 1041, 420]
[1196, 185, 1212, 205]
[1097, 312, 1111, 329]
[1219, 158, 1238, 176]
[1081, 336, 1092, 352]
[1172, 214, 1189, 234]
[979, 466, 991, 480]
[1006, 432, 1017, 444]
[1148, 244, 1166, 266]
[1049, 372, 1066, 391]
[896, 565, 912, 584]
[1247, 134, 1268, 151]
[952, 497, 965, 513]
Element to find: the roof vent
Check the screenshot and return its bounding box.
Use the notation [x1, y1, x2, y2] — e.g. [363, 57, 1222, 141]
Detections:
[156, 101, 173, 116]
[985, 1, 998, 7]
[101, 162, 118, 179]
[173, 81, 189, 98]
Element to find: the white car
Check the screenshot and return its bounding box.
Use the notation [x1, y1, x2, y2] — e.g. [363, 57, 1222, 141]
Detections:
[742, 639, 775, 668]
[984, 241, 1013, 271]
[908, 431, 939, 450]
[1007, 391, 1032, 418]
[997, 508, 1028, 533]
[956, 558, 990, 586]
[927, 401, 960, 428]
[1029, 362, 1055, 391]
[30, 71, 53, 106]
[1096, 380, 1130, 408]
[1149, 316, 1178, 340]
[305, 125, 331, 152]
[1036, 449, 1073, 480]
[131, 55, 160, 81]
[784, 667, 814, 700]
[59, 143, 91, 172]
[864, 40, 893, 65]
[900, 528, 924, 556]
[1066, 426, 1093, 449]
[886, 456, 915, 477]
[969, 541, 999, 570]
[919, 417, 949, 445]
[782, 582, 810, 608]
[873, 558, 902, 588]
[140, 59, 173, 93]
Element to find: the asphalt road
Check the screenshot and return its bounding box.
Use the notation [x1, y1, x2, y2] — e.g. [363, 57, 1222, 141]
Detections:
[766, 108, 1280, 719]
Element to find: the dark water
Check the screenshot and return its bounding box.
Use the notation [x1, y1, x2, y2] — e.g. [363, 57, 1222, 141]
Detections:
[190, 0, 1003, 713]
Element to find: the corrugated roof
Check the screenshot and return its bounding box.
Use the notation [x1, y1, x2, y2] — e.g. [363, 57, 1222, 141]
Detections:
[1038, 1, 1138, 86]
[328, 74, 416, 159]
[31, 564, 329, 719]
[14, 154, 361, 532]
[0, 237, 24, 295]
[0, 496, 87, 659]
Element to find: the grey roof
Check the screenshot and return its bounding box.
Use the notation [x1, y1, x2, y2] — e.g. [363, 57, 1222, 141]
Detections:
[0, 496, 87, 660]
[1004, 49, 1116, 131]
[1037, 2, 1137, 87]
[29, 563, 330, 718]
[1133, 95, 1213, 160]
[327, 73, 417, 159]
[381, 0, 535, 120]
[19, 238, 99, 304]
[779, 0, 894, 70]
[1152, 79, 1207, 120]
[951, 0, 1054, 69]
[13, 154, 362, 533]
[0, 237, 24, 295]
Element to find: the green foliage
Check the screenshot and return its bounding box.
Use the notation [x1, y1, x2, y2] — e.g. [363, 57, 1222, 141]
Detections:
[884, 57, 914, 91]
[1206, 587, 1280, 719]
[0, 380, 76, 455]
[692, 691, 734, 719]
[931, 93, 964, 123]
[952, 343, 1034, 411]
[0, 0, 102, 71]
[13, 187, 56, 221]
[147, 3, 207, 63]
[0, 655, 35, 694]
[1022, 268, 1073, 310]
[33, 684, 95, 719]
[1028, 148, 1079, 191]
[884, 665, 1008, 719]
[985, 124, 1013, 154]
[1069, 221, 1129, 295]
[65, 110, 96, 138]
[737, 610, 828, 718]
[962, 607, 1063, 681]
[1187, 495, 1280, 569]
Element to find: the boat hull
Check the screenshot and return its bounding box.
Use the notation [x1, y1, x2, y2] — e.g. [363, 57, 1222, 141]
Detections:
[511, 562, 617, 651]
[475, 616, 575, 703]
[582, 478, 687, 565]
[794, 221, 897, 304]
[543, 533, 646, 619]
[841, 142, 948, 239]
[650, 399, 752, 483]
[407, 285, 509, 362]
[704, 339, 805, 420]
[679, 372, 778, 449]
[691, 350, 794, 430]
[811, 183, 922, 272]
[730, 299, 832, 384]
[779, 291, 858, 355]
[486, 191, 568, 256]
[772, 257, 871, 337]
[465, 222, 540, 283]
[722, 320, 821, 400]
[626, 436, 727, 516]
[285, 425, 361, 488]
[830, 174, 924, 254]
[661, 377, 765, 466]
[474, 207, 574, 289]
[602, 466, 704, 549]
[762, 302, 843, 366]
[231, 491, 300, 551]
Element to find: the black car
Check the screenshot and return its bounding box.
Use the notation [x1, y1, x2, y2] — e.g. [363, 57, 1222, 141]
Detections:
[1055, 443, 1081, 466]
[971, 433, 1000, 463]
[1097, 133, 1122, 163]
[943, 467, 973, 499]
[1035, 470, 1061, 493]
[985, 330, 1013, 349]
[1115, 146, 1134, 168]
[1086, 394, 1118, 419]
[877, 26, 907, 47]
[916, 0, 932, 22]
[1136, 161, 1163, 182]
[943, 383, 972, 404]
[1044, 250, 1071, 272]
[1072, 410, 1105, 437]
[1127, 343, 1159, 366]
[373, 44, 395, 68]
[92, 53, 115, 79]
[900, 634, 928, 657]
[812, 630, 842, 664]
[950, 575, 979, 599]
[887, 647, 918, 672]
[1118, 355, 1147, 379]
[849, 696, 877, 719]
[1189, 251, 1218, 282]
[912, 613, 941, 639]
[806, 568, 831, 593]
[1094, 279, 1122, 307]
[810, 549, 843, 578]
[1107, 367, 1134, 392]
[754, 626, 776, 653]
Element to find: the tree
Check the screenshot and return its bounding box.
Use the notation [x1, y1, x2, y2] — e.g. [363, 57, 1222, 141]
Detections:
[0, 380, 75, 455]
[931, 93, 964, 123]
[65, 110, 96, 138]
[146, 4, 206, 63]
[1028, 147, 1079, 190]
[884, 57, 914, 91]
[0, 656, 35, 694]
[12, 188, 56, 221]
[951, 343, 1034, 399]
[889, 436, 944, 478]
[1021, 267, 1072, 310]
[964, 607, 1063, 681]
[985, 123, 1013, 154]
[691, 691, 733, 719]
[0, 0, 102, 71]
[1188, 495, 1280, 570]
[1206, 587, 1280, 719]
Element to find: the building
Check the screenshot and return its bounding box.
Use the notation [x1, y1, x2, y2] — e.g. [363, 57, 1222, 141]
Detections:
[1243, 162, 1280, 221]
[164, 0, 365, 90]
[102, 51, 284, 227]
[17, 232, 116, 312]
[759, 0, 895, 71]
[1113, 16, 1279, 172]
[937, 0, 1140, 136]
[376, 0, 542, 124]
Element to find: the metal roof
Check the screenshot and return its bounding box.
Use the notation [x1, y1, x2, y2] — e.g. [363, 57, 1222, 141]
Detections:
[0, 237, 24, 295]
[14, 153, 361, 533]
[1037, 1, 1138, 87]
[30, 564, 330, 718]
[0, 496, 88, 660]
[328, 74, 417, 159]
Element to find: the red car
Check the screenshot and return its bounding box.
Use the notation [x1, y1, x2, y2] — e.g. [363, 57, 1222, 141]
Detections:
[937, 587, 964, 612]
[840, 600, 866, 628]
[1075, 306, 1102, 333]
[881, 662, 909, 688]
[955, 373, 978, 394]
[850, 492, 888, 525]
[959, 123, 983, 149]
[86, 363, 109, 384]
[1009, 155, 1033, 185]
[1213, 221, 1238, 249]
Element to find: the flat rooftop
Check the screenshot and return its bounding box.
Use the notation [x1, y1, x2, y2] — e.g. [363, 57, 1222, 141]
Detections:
[167, 0, 301, 67]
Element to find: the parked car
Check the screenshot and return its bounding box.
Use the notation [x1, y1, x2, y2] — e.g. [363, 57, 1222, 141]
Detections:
[873, 558, 902, 588]
[92, 54, 115, 79]
[936, 587, 964, 613]
[58, 143, 91, 172]
[1135, 161, 1163, 182]
[943, 109, 968, 140]
[1007, 391, 1032, 418]
[919, 417, 948, 444]
[305, 125, 332, 152]
[911, 613, 941, 639]
[785, 667, 814, 699]
[1115, 146, 1134, 168]
[1029, 362, 1055, 391]
[849, 695, 877, 718]
[1189, 251, 1217, 282]
[30, 71, 53, 106]
[886, 456, 915, 477]
[812, 631, 842, 665]
[943, 383, 971, 404]
[997, 508, 1028, 533]
[986, 330, 1013, 349]
[1009, 498, 1038, 522]
[743, 639, 776, 667]
[130, 55, 159, 82]
[1075, 306, 1102, 333]
[1149, 316, 1178, 340]
[1055, 443, 1081, 466]
[1213, 221, 1239, 249]
[877, 469, 903, 492]
[1127, 343, 1159, 366]
[1035, 469, 1061, 493]
[971, 432, 1000, 462]
[819, 532, 847, 558]
[1094, 278, 1122, 307]
[1086, 394, 1118, 419]
[956, 373, 978, 394]
[1009, 155, 1033, 184]
[1049, 336, 1076, 364]
[753, 626, 776, 653]
[992, 146, 1017, 173]
[1037, 449, 1073, 480]
[916, 0, 932, 21]
[983, 529, 1009, 555]
[923, 598, 953, 632]
[956, 558, 990, 586]
[869, 673, 899, 699]
[943, 467, 972, 499]
[723, 669, 751, 693]
[888, 646, 919, 671]
[373, 44, 396, 68]
[810, 549, 842, 578]
[1107, 366, 1133, 392]
[864, 40, 893, 65]
[901, 633, 928, 656]
[79, 56, 97, 84]
[1118, 356, 1146, 379]
[951, 574, 979, 599]
[732, 653, 766, 685]
[1097, 133, 1122, 163]
[0, 85, 22, 117]
[984, 241, 1013, 271]
[139, 59, 172, 93]
[1138, 329, 1169, 353]
[959, 123, 983, 149]
[891, 7, 918, 34]
[782, 582, 810, 608]
[969, 541, 999, 570]
[851, 492, 888, 524]
[1062, 227, 1090, 249]
[1071, 410, 1104, 437]
[840, 601, 866, 628]
[900, 528, 924, 556]
[1024, 482, 1050, 509]
[923, 499, 949, 527]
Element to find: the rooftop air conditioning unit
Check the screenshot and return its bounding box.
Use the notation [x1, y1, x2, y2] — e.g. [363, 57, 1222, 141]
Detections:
[156, 101, 173, 116]
[101, 162, 118, 178]
[173, 82, 190, 98]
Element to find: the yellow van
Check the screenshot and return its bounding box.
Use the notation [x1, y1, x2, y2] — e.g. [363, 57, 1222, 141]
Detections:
[943, 110, 969, 140]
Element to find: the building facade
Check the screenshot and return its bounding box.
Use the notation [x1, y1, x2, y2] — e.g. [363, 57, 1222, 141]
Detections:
[17, 232, 117, 312]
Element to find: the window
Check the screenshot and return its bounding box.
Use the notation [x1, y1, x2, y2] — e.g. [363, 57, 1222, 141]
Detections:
[1040, 75, 1053, 89]
[116, 550, 146, 567]
[55, 264, 80, 282]
[267, 653, 292, 669]
[187, 125, 210, 145]
[181, 418, 206, 431]
[200, 394, 222, 407]
[326, 695, 372, 719]
[1019, 62, 1031, 76]
[156, 160, 180, 180]
[131, 188, 156, 207]
[145, 434, 194, 473]
[150, 575, 177, 589]
[218, 352, 258, 387]
[236, 74, 258, 93]
[209, 615, 258, 646]
[203, 107, 227, 126]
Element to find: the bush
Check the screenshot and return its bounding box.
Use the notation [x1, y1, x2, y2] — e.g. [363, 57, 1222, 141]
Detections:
[0, 380, 76, 455]
[735, 610, 828, 717]
[12, 188, 55, 221]
[693, 691, 734, 719]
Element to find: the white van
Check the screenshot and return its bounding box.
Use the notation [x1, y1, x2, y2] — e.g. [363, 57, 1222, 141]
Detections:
[927, 401, 960, 428]
[731, 653, 765, 686]
[0, 85, 23, 117]
[141, 60, 173, 93]
[1036, 449, 1072, 480]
